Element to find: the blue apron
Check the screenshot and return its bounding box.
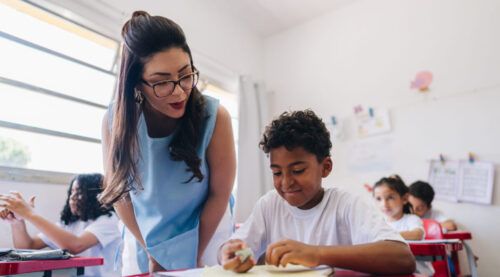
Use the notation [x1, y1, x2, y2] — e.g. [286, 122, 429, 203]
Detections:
[131, 96, 219, 271]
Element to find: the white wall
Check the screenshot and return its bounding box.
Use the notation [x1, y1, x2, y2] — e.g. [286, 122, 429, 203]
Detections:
[45, 0, 264, 82]
[263, 0, 500, 275]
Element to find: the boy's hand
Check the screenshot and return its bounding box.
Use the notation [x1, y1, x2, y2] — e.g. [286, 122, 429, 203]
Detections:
[220, 239, 255, 273]
[148, 255, 165, 272]
[266, 239, 320, 268]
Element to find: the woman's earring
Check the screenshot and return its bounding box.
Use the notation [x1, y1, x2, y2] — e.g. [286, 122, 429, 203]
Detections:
[134, 89, 144, 105]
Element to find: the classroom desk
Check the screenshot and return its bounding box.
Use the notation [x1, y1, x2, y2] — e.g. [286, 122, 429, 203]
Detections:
[0, 257, 103, 276]
[408, 239, 463, 262]
[126, 268, 424, 277]
[442, 231, 472, 241]
[442, 231, 476, 277]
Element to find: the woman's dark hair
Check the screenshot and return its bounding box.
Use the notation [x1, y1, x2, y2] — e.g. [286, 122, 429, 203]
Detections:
[259, 109, 332, 161]
[100, 11, 205, 206]
[61, 173, 114, 225]
[373, 175, 412, 214]
[409, 181, 435, 208]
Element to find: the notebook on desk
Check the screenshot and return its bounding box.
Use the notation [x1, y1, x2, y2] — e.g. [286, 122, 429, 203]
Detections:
[0, 248, 73, 261]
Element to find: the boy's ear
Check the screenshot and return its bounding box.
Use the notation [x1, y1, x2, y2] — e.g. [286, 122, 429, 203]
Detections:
[321, 157, 333, 177]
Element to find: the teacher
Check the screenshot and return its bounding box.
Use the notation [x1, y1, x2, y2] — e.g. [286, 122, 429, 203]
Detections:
[99, 11, 236, 273]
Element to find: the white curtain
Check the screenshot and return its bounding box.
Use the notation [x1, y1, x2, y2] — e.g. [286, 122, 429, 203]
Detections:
[235, 76, 273, 223]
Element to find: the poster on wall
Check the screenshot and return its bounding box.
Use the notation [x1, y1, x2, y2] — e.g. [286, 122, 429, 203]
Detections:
[428, 160, 495, 205]
[457, 160, 494, 205]
[347, 136, 393, 172]
[428, 160, 460, 202]
[354, 107, 391, 138]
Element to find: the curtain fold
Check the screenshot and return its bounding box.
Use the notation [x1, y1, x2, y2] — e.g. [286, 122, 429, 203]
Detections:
[235, 76, 273, 223]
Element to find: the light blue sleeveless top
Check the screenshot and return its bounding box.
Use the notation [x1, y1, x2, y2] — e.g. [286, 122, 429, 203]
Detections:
[121, 96, 219, 271]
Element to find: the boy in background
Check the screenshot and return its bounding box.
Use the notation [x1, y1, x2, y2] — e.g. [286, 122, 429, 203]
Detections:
[408, 181, 457, 232]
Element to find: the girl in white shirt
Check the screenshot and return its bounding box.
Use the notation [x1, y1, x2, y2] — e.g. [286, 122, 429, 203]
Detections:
[373, 176, 434, 276]
[0, 173, 122, 276]
[372, 176, 425, 240]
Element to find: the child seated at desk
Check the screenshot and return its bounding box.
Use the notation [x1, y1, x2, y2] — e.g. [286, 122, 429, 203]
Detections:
[0, 173, 122, 276]
[372, 176, 425, 240]
[373, 176, 434, 275]
[408, 180, 457, 232]
[218, 110, 415, 275]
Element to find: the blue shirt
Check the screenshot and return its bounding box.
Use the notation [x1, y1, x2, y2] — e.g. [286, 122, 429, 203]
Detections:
[117, 96, 219, 271]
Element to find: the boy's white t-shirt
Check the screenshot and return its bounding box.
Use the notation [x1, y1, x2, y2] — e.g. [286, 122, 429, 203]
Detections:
[231, 187, 405, 258]
[386, 214, 425, 239]
[423, 209, 449, 222]
[38, 213, 122, 277]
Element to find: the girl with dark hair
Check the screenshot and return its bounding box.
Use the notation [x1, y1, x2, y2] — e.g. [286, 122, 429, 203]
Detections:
[0, 173, 121, 276]
[372, 176, 425, 240]
[373, 177, 435, 275]
[99, 11, 236, 273]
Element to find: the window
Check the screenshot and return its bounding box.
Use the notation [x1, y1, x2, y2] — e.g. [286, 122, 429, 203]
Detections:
[201, 83, 239, 196]
[0, 0, 119, 176]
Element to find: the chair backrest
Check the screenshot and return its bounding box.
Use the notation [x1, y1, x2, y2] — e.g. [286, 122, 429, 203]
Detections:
[423, 218, 444, 240]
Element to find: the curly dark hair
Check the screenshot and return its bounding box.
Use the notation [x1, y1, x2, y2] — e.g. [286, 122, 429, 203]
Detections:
[409, 180, 435, 208]
[259, 109, 332, 161]
[60, 173, 114, 225]
[373, 175, 412, 214]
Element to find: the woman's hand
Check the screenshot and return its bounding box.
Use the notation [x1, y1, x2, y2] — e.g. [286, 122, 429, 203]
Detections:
[148, 255, 165, 273]
[266, 239, 320, 268]
[0, 192, 36, 221]
[220, 239, 255, 273]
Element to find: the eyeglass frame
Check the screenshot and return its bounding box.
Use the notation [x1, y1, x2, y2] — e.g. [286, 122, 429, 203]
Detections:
[141, 70, 200, 98]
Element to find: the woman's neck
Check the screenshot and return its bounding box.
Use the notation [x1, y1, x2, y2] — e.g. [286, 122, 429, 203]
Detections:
[143, 104, 178, 138]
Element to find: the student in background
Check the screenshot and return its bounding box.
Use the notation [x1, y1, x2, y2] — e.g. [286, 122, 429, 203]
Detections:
[373, 176, 433, 276]
[409, 181, 457, 232]
[372, 176, 425, 240]
[0, 173, 121, 276]
[219, 110, 415, 275]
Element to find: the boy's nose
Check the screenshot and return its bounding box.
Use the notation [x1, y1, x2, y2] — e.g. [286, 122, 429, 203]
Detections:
[281, 174, 294, 189]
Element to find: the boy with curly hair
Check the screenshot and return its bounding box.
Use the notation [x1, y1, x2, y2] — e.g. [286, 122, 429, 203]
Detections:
[218, 110, 415, 274]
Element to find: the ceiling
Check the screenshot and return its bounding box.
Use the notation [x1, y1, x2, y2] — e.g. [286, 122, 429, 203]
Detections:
[210, 0, 356, 37]
[66, 0, 356, 38]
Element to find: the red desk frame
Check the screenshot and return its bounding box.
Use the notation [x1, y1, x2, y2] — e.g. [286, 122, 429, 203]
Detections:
[409, 239, 463, 277]
[0, 257, 103, 276]
[443, 231, 476, 277]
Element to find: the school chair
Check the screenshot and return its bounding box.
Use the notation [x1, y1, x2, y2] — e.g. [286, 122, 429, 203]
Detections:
[422, 219, 454, 276]
[409, 242, 451, 277]
[443, 230, 477, 277]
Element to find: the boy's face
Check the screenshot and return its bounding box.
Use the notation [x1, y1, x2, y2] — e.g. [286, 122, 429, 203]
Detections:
[269, 146, 332, 210]
[408, 195, 429, 218]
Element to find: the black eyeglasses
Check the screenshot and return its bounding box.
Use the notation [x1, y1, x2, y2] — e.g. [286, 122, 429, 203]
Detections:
[142, 70, 199, 98]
